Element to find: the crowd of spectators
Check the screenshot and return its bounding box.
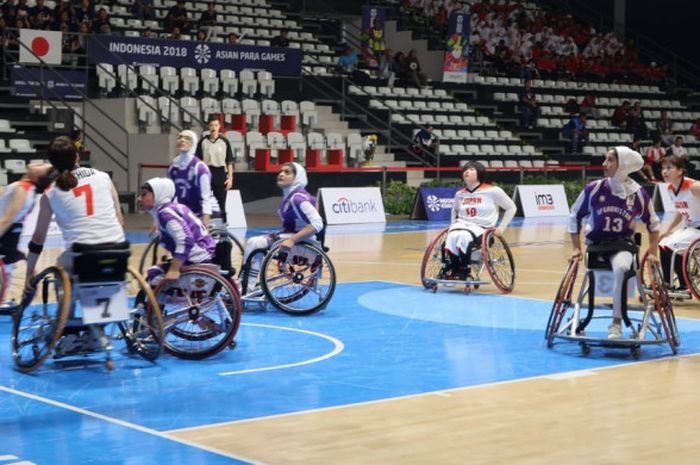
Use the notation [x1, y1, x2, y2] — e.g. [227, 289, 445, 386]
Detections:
[399, 0, 666, 85]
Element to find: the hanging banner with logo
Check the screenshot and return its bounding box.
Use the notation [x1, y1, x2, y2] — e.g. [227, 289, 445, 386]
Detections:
[442, 13, 470, 83]
[88, 35, 302, 76]
[19, 29, 62, 65]
[513, 185, 569, 217]
[318, 187, 386, 225]
[11, 66, 87, 99]
[410, 187, 459, 221]
[361, 6, 385, 31]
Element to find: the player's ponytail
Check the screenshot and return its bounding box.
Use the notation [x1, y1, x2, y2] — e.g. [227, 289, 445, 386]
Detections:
[48, 136, 79, 191]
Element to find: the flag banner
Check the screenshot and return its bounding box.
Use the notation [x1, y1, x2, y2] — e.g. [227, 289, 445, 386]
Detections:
[19, 29, 62, 65]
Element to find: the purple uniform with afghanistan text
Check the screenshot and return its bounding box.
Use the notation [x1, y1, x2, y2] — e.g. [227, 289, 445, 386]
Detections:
[569, 178, 659, 244]
[154, 200, 216, 264]
[278, 186, 320, 234]
[167, 157, 212, 217]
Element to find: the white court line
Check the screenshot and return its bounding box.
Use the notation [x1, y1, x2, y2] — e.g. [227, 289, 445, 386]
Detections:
[166, 351, 700, 435]
[0, 385, 263, 465]
[218, 323, 344, 376]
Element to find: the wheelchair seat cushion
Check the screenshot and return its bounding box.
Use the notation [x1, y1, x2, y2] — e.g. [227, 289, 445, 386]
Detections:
[72, 241, 131, 282]
[586, 238, 638, 271]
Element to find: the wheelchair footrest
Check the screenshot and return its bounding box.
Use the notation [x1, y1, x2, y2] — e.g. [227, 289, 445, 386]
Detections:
[554, 333, 661, 347]
[427, 278, 490, 287]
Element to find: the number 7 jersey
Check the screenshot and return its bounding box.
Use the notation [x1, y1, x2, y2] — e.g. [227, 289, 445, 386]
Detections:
[45, 167, 125, 245]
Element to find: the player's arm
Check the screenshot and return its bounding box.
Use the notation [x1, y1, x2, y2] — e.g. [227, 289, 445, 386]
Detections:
[0, 187, 26, 237]
[24, 196, 53, 287]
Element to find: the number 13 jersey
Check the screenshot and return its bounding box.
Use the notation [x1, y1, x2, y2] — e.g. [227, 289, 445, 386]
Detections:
[569, 178, 659, 244]
[45, 167, 125, 246]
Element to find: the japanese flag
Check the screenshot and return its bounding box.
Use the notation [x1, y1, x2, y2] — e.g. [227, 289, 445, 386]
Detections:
[19, 29, 62, 65]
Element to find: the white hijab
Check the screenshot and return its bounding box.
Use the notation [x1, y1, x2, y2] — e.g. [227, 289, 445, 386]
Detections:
[171, 129, 199, 169]
[609, 146, 643, 199]
[145, 177, 175, 219]
[281, 162, 308, 199]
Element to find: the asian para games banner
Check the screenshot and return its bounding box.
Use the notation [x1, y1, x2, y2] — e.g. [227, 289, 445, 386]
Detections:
[443, 13, 470, 84]
[12, 66, 87, 100]
[88, 35, 302, 76]
[411, 187, 459, 221]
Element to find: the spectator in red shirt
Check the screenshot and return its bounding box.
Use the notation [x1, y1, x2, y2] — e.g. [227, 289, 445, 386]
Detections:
[642, 139, 665, 182]
[691, 118, 700, 141]
[611, 101, 630, 129]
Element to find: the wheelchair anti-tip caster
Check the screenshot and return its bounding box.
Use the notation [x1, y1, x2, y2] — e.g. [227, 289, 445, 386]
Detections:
[630, 346, 641, 359]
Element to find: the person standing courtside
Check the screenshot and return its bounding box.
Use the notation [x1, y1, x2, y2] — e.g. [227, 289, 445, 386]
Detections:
[195, 116, 234, 224]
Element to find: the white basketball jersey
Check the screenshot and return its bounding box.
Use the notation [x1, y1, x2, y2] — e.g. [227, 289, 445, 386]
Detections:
[0, 180, 37, 223]
[45, 168, 125, 245]
[668, 177, 700, 228]
[451, 183, 510, 228]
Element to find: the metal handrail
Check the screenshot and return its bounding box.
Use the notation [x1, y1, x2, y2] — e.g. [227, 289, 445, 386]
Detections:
[3, 36, 130, 174]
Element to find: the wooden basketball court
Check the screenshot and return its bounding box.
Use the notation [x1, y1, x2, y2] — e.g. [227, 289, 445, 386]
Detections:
[3, 216, 700, 464]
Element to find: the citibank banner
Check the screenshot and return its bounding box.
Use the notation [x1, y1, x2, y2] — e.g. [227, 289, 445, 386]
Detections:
[88, 35, 302, 76]
[513, 185, 569, 217]
[411, 187, 459, 221]
[318, 187, 386, 225]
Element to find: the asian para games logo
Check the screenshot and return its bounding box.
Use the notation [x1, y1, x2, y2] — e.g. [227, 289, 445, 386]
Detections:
[426, 195, 441, 212]
[194, 43, 211, 64]
[426, 195, 453, 212]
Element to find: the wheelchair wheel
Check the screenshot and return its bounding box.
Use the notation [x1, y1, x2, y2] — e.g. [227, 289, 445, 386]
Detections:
[544, 258, 579, 347]
[0, 258, 7, 304]
[119, 267, 164, 362]
[420, 227, 448, 289]
[261, 242, 336, 315]
[156, 267, 241, 359]
[482, 229, 515, 294]
[12, 266, 71, 373]
[682, 237, 700, 300]
[648, 261, 680, 353]
[138, 235, 167, 275]
[209, 227, 245, 278]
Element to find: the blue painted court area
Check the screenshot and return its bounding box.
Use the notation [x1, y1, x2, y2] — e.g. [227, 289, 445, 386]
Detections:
[2, 280, 700, 464]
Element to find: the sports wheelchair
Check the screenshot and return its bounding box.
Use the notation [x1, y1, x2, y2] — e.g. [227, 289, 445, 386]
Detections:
[545, 239, 679, 358]
[640, 236, 700, 302]
[152, 263, 242, 360]
[12, 242, 165, 372]
[138, 225, 243, 360]
[238, 236, 336, 315]
[420, 227, 515, 294]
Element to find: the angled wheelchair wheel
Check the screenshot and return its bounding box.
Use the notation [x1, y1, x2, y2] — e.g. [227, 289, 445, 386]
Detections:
[648, 261, 680, 352]
[119, 267, 164, 362]
[12, 266, 71, 373]
[544, 258, 579, 347]
[261, 242, 336, 315]
[156, 266, 241, 359]
[0, 257, 7, 304]
[482, 229, 515, 293]
[420, 227, 448, 289]
[138, 236, 167, 275]
[209, 228, 245, 278]
[682, 237, 700, 301]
